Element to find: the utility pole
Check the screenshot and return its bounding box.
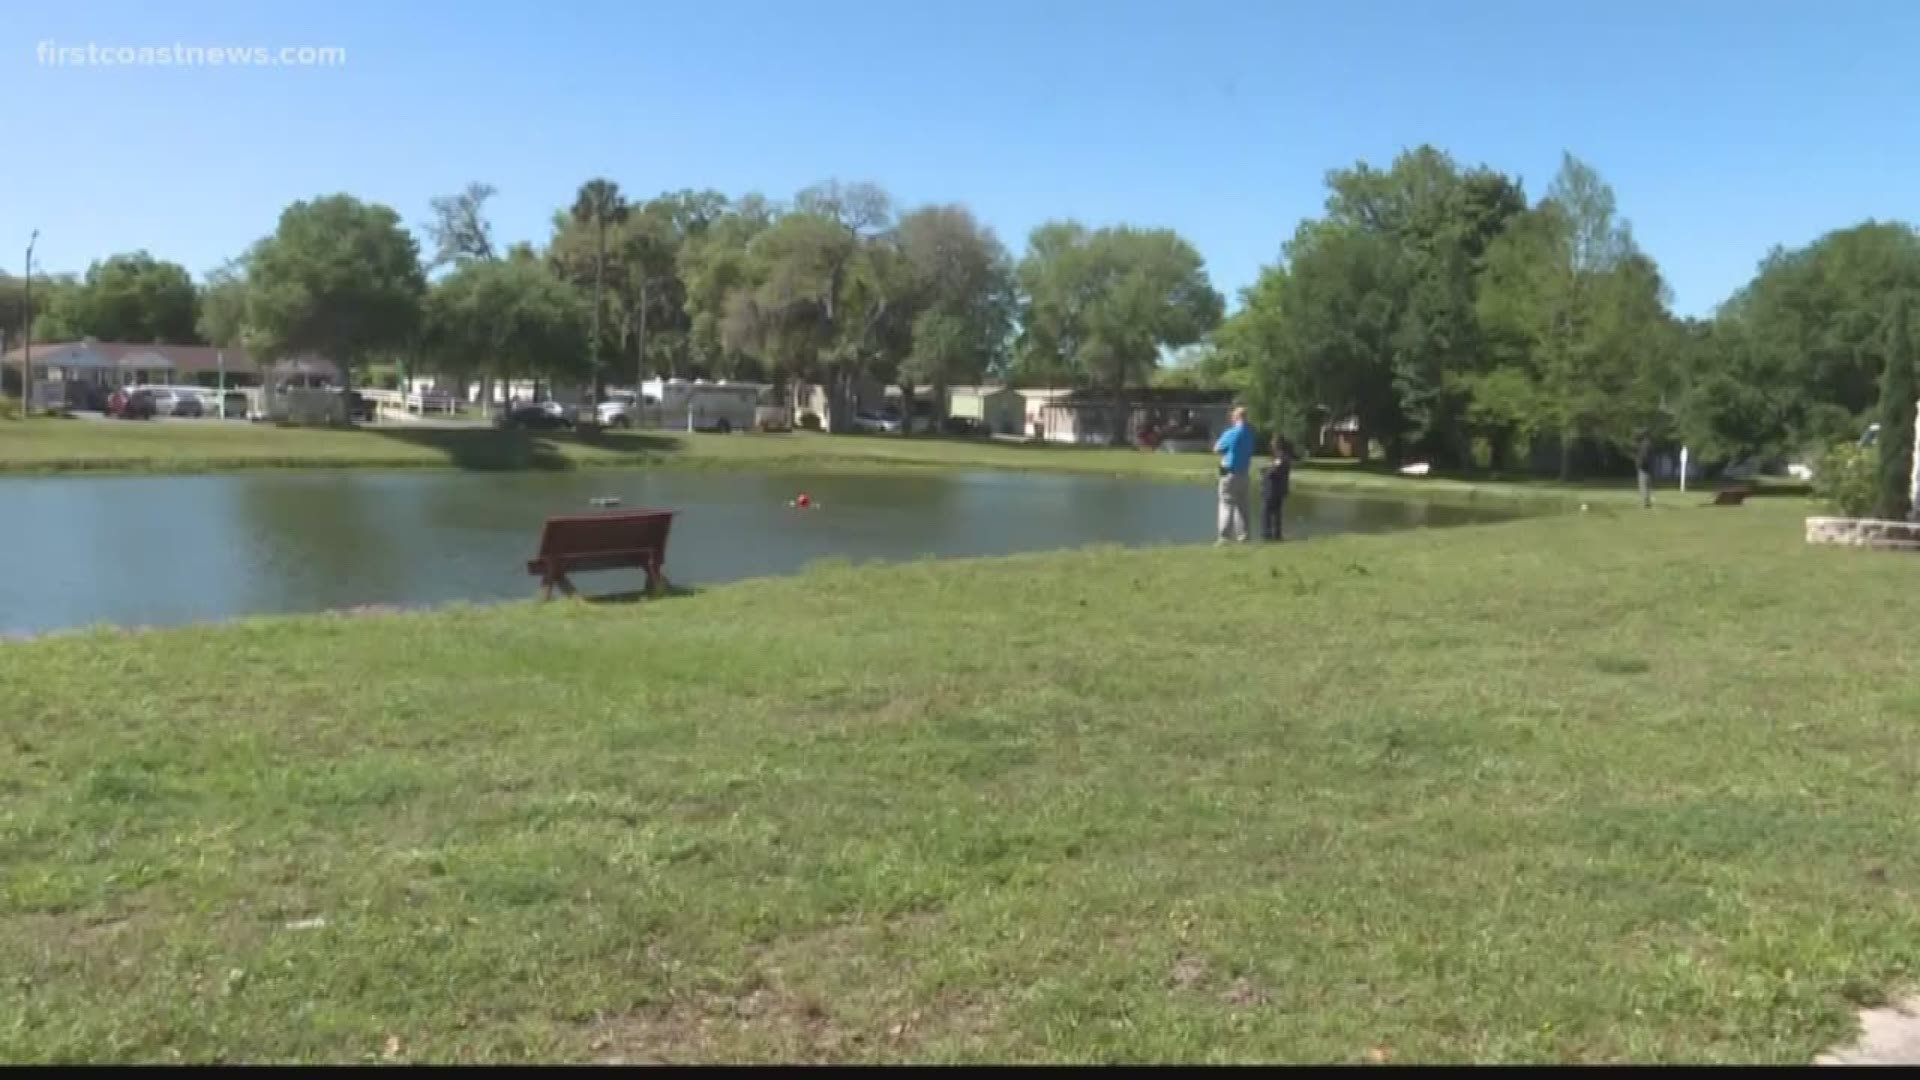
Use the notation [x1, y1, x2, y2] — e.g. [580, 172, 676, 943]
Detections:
[21, 230, 38, 418]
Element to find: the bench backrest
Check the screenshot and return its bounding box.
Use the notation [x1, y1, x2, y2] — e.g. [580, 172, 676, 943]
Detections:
[535, 511, 676, 563]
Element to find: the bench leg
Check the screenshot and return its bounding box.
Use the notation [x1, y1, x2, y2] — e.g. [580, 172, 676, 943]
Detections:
[645, 557, 671, 598]
[553, 573, 579, 599]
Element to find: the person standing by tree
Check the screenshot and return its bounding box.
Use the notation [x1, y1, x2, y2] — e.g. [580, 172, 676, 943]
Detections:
[1262, 436, 1295, 541]
[1635, 430, 1656, 509]
[1214, 406, 1255, 543]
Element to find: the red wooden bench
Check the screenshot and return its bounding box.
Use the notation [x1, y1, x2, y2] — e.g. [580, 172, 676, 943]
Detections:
[1709, 487, 1752, 506]
[525, 510, 676, 600]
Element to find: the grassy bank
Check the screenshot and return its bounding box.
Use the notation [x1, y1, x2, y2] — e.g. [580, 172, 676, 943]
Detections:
[2, 500, 1913, 1063]
[0, 418, 1742, 508]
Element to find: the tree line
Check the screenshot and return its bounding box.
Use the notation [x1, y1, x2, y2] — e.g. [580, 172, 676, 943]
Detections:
[11, 145, 1918, 471]
[1208, 148, 1920, 476]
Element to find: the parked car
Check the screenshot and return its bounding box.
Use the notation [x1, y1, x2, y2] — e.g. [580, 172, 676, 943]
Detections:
[851, 410, 903, 434]
[107, 388, 157, 420]
[331, 389, 377, 423]
[169, 391, 206, 418]
[144, 388, 194, 417]
[497, 402, 573, 430]
[537, 399, 581, 424]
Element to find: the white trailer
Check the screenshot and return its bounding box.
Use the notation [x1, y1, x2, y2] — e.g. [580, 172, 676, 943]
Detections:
[644, 378, 763, 433]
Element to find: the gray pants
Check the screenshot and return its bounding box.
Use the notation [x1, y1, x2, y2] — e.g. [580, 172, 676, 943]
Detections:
[1217, 471, 1251, 543]
[1637, 468, 1652, 508]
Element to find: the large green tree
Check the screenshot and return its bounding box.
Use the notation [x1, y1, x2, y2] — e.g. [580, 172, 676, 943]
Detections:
[425, 182, 498, 268]
[1476, 154, 1670, 477]
[18, 253, 199, 344]
[75, 252, 201, 343]
[624, 189, 729, 380]
[896, 205, 1015, 406]
[1152, 342, 1249, 393]
[422, 258, 589, 395]
[1014, 222, 1222, 442]
[1717, 221, 1920, 445]
[678, 194, 776, 379]
[1875, 293, 1917, 521]
[12, 272, 82, 343]
[1226, 222, 1406, 459]
[553, 193, 718, 386]
[1323, 148, 1526, 462]
[568, 179, 629, 397]
[420, 182, 502, 403]
[245, 194, 426, 385]
[196, 254, 257, 350]
[717, 181, 897, 427]
[1220, 146, 1525, 465]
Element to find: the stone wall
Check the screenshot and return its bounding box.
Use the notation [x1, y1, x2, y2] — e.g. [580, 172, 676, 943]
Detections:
[1806, 516, 1920, 551]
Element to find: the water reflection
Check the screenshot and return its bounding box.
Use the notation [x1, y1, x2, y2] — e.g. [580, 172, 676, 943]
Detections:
[0, 469, 1517, 635]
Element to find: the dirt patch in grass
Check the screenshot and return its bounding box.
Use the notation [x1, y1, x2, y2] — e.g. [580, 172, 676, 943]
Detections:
[1817, 997, 1920, 1064]
[580, 912, 1003, 1063]
[583, 985, 1003, 1064]
[1168, 954, 1273, 1010]
[585, 985, 847, 1064]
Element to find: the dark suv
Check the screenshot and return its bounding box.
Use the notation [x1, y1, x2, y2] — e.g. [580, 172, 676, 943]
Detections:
[107, 388, 157, 420]
[496, 402, 573, 430]
[342, 390, 377, 423]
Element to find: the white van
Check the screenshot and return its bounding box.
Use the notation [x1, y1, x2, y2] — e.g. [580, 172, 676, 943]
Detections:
[646, 378, 761, 433]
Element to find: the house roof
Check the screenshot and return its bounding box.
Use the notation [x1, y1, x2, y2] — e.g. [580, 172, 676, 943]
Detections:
[0, 341, 337, 376]
[1031, 386, 1239, 406]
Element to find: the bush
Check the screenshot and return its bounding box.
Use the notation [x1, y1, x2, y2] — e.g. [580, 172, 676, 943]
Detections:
[798, 411, 822, 432]
[1815, 441, 1879, 517]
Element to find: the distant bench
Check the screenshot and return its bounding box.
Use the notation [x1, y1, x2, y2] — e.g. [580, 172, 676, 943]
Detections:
[1709, 487, 1752, 507]
[526, 510, 676, 600]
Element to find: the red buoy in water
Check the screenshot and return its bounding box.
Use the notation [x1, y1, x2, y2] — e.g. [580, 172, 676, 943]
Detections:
[796, 493, 812, 509]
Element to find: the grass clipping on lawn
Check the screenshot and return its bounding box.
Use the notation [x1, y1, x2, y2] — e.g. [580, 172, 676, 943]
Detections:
[2, 503, 1916, 1063]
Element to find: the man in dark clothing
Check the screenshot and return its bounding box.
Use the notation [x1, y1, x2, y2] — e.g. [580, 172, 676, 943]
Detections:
[1635, 432, 1655, 509]
[1262, 437, 1294, 541]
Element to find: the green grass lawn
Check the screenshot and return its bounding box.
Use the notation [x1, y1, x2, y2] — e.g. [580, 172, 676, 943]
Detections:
[0, 417, 1758, 509]
[2, 499, 1913, 1063]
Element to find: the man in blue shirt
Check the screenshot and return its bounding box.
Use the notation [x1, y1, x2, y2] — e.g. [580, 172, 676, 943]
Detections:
[1213, 406, 1255, 544]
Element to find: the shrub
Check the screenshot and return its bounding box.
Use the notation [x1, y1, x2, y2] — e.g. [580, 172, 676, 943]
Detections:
[0, 396, 17, 421]
[798, 411, 822, 431]
[1815, 441, 1879, 517]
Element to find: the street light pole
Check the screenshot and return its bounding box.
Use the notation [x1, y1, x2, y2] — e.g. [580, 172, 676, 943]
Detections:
[21, 230, 38, 419]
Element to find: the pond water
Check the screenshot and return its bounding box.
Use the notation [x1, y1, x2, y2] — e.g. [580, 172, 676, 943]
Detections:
[0, 469, 1520, 636]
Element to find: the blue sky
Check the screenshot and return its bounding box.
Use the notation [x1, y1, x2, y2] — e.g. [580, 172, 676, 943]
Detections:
[5, 0, 1916, 317]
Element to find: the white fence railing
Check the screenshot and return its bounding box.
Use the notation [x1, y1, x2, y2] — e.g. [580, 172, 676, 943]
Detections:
[356, 388, 459, 415]
[405, 390, 458, 415]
